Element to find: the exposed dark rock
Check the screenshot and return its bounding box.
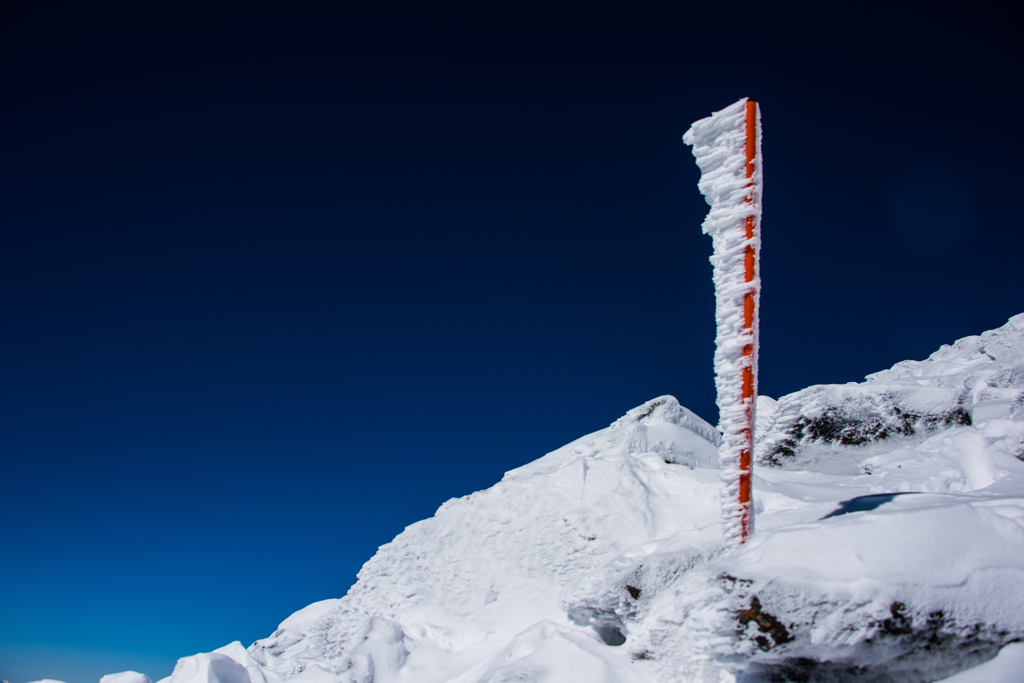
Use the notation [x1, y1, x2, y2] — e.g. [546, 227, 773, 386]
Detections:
[738, 597, 791, 651]
[757, 385, 972, 468]
[737, 598, 1012, 682]
[877, 602, 913, 636]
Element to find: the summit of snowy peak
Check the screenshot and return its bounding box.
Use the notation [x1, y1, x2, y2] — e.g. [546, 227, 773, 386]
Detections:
[502, 396, 721, 481]
[612, 395, 720, 446]
[243, 396, 724, 682]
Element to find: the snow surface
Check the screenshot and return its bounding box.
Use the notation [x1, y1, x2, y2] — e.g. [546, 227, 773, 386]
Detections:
[756, 313, 1024, 475]
[95, 315, 1024, 683]
[683, 99, 763, 546]
[935, 642, 1024, 682]
[100, 675, 152, 683]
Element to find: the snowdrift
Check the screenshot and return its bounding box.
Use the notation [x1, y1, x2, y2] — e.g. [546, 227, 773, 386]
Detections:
[111, 315, 1024, 683]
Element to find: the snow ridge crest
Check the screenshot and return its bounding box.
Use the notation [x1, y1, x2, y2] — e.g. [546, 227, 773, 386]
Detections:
[611, 395, 721, 447]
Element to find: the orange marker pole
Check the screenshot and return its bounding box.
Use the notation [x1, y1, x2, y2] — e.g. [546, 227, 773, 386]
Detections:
[738, 99, 758, 544]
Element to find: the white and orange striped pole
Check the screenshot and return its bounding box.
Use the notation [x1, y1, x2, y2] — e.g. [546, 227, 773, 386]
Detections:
[683, 98, 761, 547]
[737, 99, 758, 543]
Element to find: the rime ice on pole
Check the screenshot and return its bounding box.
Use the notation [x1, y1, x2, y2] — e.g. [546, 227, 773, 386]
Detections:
[683, 98, 762, 547]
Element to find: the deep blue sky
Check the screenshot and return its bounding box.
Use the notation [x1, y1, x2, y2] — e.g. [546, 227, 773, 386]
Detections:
[3, 1, 1022, 681]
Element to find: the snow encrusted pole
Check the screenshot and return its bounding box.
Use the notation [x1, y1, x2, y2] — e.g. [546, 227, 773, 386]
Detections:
[683, 99, 761, 547]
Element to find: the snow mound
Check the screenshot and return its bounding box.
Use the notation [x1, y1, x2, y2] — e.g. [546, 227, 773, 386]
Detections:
[101, 674, 152, 683]
[110, 315, 1024, 683]
[869, 313, 1024, 423]
[756, 314, 1024, 471]
[158, 642, 281, 683]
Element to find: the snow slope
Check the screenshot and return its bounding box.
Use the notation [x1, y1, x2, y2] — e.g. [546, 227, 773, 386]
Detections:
[101, 315, 1024, 683]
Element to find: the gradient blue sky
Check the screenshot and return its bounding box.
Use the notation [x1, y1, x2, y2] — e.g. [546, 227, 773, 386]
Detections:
[3, 1, 1023, 681]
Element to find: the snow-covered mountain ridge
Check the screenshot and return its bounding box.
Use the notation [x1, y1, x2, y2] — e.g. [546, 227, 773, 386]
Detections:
[756, 314, 1024, 474]
[100, 315, 1024, 683]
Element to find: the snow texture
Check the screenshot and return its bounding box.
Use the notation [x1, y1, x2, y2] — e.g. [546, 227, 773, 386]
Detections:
[96, 314, 1024, 683]
[100, 675, 152, 683]
[935, 642, 1024, 682]
[683, 98, 762, 547]
[757, 313, 1024, 473]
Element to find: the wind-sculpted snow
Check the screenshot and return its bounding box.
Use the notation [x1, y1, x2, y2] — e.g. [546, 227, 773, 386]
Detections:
[756, 384, 973, 471]
[868, 313, 1024, 423]
[125, 316, 1024, 683]
[100, 674, 152, 683]
[756, 314, 1024, 471]
[631, 492, 1024, 682]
